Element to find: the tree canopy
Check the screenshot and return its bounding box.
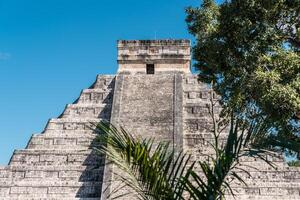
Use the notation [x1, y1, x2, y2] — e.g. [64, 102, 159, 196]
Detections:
[186, 0, 300, 155]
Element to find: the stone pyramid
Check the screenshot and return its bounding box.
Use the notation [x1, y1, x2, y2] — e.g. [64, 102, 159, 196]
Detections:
[0, 40, 300, 200]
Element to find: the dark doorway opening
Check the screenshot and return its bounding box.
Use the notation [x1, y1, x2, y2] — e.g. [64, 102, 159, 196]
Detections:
[146, 64, 155, 74]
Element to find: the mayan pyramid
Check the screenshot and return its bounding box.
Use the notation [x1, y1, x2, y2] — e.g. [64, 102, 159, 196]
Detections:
[0, 40, 300, 200]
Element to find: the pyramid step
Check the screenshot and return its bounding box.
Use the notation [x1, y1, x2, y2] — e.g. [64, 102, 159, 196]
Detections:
[2, 196, 101, 200]
[43, 129, 98, 135]
[39, 131, 99, 137]
[233, 170, 300, 184]
[36, 131, 100, 139]
[92, 75, 115, 89]
[0, 166, 103, 177]
[27, 134, 101, 150]
[61, 104, 112, 118]
[7, 165, 101, 171]
[183, 97, 211, 105]
[230, 185, 300, 196]
[3, 180, 102, 188]
[183, 91, 218, 104]
[0, 166, 103, 198]
[45, 118, 102, 132]
[7, 170, 102, 183]
[183, 118, 213, 133]
[78, 89, 113, 104]
[3, 198, 100, 200]
[0, 168, 103, 186]
[183, 83, 210, 91]
[182, 78, 209, 91]
[9, 150, 104, 167]
[183, 104, 212, 119]
[0, 182, 102, 198]
[226, 194, 300, 200]
[188, 152, 286, 168]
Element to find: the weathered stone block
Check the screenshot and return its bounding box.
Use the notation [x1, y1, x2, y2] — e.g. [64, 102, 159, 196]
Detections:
[0, 187, 9, 196]
[25, 170, 43, 178]
[0, 170, 10, 178]
[48, 186, 78, 194]
[10, 186, 48, 194]
[11, 154, 40, 163]
[200, 91, 210, 99]
[53, 138, 77, 145]
[59, 170, 81, 178]
[40, 154, 67, 163]
[188, 92, 197, 99]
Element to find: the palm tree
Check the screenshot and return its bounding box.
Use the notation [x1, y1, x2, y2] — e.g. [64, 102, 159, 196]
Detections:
[95, 92, 285, 200]
[96, 122, 188, 200]
[94, 96, 278, 200]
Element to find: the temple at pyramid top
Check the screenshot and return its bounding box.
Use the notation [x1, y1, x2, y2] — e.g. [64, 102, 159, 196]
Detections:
[117, 39, 191, 74]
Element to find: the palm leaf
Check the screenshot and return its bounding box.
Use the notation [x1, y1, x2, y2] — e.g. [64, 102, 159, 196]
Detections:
[94, 106, 279, 200]
[95, 121, 189, 200]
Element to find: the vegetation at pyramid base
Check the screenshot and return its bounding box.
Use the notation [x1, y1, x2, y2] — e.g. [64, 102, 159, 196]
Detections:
[95, 96, 279, 199]
[186, 0, 300, 156]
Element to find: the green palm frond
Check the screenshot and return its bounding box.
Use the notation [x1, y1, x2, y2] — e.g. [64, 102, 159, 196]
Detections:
[180, 112, 277, 200]
[95, 121, 189, 200]
[94, 106, 278, 200]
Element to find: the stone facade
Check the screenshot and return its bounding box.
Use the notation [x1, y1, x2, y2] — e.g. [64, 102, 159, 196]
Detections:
[117, 40, 191, 74]
[1, 39, 300, 199]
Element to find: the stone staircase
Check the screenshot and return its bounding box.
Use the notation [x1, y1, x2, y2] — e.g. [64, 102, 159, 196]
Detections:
[0, 75, 115, 200]
[100, 74, 184, 200]
[182, 74, 300, 200]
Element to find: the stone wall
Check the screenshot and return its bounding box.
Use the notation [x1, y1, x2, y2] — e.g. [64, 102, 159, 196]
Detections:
[117, 40, 191, 74]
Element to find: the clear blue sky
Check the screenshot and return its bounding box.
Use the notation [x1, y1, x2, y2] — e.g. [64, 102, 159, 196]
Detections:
[0, 0, 220, 164]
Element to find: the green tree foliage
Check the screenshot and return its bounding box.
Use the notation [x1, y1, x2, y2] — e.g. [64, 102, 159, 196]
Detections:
[186, 0, 300, 155]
